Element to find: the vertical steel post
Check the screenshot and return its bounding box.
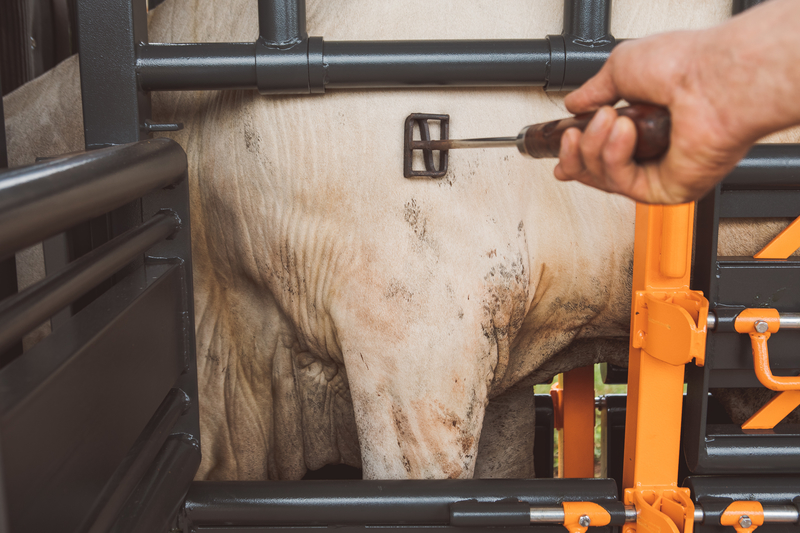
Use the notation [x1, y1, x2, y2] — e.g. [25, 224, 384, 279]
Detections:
[258, 0, 307, 45]
[563, 0, 611, 41]
[0, 75, 22, 368]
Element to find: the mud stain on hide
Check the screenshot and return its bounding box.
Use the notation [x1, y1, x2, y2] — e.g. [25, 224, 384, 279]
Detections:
[480, 253, 529, 387]
[243, 121, 260, 153]
[404, 199, 427, 240]
[384, 279, 414, 302]
[403, 199, 437, 251]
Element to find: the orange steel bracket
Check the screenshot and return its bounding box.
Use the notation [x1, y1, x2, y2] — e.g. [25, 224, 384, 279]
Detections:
[563, 502, 611, 533]
[624, 489, 695, 533]
[754, 216, 800, 259]
[623, 203, 705, 533]
[557, 367, 595, 478]
[720, 502, 764, 533]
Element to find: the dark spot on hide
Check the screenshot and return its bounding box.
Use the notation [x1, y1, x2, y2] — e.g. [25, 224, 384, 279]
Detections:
[404, 199, 427, 242]
[384, 279, 413, 302]
[401, 455, 412, 473]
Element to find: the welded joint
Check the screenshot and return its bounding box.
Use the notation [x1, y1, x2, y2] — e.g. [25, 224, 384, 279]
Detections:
[155, 208, 182, 240]
[255, 36, 325, 95]
[545, 34, 615, 92]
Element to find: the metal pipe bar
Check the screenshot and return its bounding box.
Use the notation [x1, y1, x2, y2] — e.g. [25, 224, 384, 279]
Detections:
[564, 0, 611, 41]
[322, 40, 550, 88]
[183, 479, 618, 527]
[258, 0, 306, 45]
[707, 312, 800, 330]
[624, 505, 798, 524]
[138, 43, 256, 91]
[722, 145, 800, 190]
[138, 40, 555, 91]
[0, 213, 179, 355]
[529, 507, 566, 523]
[0, 138, 186, 259]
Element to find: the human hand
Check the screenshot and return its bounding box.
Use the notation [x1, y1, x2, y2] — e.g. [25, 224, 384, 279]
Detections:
[553, 0, 800, 204]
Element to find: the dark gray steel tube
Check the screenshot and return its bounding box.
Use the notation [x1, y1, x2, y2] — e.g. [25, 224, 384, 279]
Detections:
[137, 40, 553, 91]
[564, 0, 611, 40]
[722, 144, 800, 190]
[138, 43, 256, 91]
[258, 0, 307, 45]
[322, 40, 551, 88]
[0, 138, 186, 259]
[0, 213, 179, 355]
[183, 479, 617, 527]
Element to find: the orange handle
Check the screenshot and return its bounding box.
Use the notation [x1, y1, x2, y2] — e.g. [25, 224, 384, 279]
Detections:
[735, 309, 800, 391]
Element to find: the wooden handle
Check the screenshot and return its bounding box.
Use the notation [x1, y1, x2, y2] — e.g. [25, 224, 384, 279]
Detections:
[521, 103, 671, 163]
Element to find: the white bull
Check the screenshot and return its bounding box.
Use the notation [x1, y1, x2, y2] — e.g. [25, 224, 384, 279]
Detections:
[4, 0, 797, 481]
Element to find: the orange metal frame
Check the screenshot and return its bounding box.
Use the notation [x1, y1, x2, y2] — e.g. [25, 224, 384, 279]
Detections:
[550, 209, 800, 533]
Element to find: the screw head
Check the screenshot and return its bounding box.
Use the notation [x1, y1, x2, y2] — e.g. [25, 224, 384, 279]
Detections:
[579, 515, 591, 528]
[754, 320, 769, 333]
[739, 515, 752, 528]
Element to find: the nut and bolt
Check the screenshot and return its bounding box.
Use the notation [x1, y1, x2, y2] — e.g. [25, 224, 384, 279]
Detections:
[579, 515, 591, 528]
[739, 516, 752, 528]
[754, 320, 769, 333]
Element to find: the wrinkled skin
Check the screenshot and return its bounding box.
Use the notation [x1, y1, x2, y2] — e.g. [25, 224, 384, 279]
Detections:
[4, 0, 798, 481]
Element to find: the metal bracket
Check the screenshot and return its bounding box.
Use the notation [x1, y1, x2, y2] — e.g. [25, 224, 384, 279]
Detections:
[404, 113, 449, 178]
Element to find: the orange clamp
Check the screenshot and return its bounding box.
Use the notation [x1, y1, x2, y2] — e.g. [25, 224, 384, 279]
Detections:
[735, 309, 800, 391]
[720, 501, 764, 533]
[563, 502, 611, 533]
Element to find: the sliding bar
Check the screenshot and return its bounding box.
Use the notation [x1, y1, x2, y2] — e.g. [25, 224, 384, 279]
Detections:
[0, 138, 186, 259]
[0, 212, 179, 363]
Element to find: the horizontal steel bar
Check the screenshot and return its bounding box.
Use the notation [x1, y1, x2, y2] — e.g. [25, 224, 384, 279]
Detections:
[625, 505, 798, 524]
[707, 312, 800, 330]
[0, 138, 186, 259]
[322, 40, 551, 88]
[138, 40, 553, 91]
[183, 479, 618, 527]
[0, 213, 179, 355]
[723, 144, 800, 190]
[138, 43, 257, 91]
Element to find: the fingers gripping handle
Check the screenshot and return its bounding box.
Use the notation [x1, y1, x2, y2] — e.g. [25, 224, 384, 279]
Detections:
[519, 104, 671, 163]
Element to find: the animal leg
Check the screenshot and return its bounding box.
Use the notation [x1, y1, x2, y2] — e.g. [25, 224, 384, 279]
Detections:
[474, 380, 535, 478]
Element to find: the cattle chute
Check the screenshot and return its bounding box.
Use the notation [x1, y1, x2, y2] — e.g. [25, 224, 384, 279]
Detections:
[0, 0, 799, 532]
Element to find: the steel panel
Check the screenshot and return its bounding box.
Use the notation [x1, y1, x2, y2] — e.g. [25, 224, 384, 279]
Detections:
[0, 261, 188, 533]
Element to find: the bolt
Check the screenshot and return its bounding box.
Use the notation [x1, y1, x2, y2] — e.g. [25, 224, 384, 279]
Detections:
[579, 515, 591, 528]
[29, 36, 36, 50]
[739, 516, 752, 529]
[754, 320, 769, 333]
